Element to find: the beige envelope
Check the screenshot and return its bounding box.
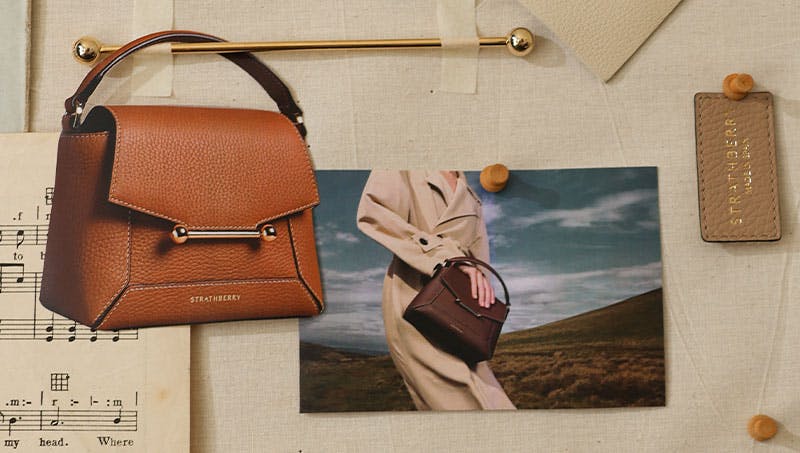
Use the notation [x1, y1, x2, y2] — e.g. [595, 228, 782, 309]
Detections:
[519, 0, 683, 81]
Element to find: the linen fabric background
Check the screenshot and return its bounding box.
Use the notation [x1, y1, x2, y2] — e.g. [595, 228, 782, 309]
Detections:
[25, 0, 800, 451]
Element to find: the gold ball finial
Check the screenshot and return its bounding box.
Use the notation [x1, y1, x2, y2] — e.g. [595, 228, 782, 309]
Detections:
[259, 224, 278, 242]
[506, 28, 535, 57]
[73, 37, 102, 65]
[170, 225, 189, 245]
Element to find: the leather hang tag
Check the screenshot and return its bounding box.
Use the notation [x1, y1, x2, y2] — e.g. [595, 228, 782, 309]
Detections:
[694, 92, 781, 242]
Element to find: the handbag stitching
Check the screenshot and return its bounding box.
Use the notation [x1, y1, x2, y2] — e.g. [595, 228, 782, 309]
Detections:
[61, 132, 110, 138]
[91, 209, 132, 327]
[272, 112, 320, 204]
[106, 108, 320, 230]
[100, 278, 306, 328]
[287, 216, 323, 311]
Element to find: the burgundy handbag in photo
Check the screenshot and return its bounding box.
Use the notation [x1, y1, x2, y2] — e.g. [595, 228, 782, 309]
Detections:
[403, 257, 510, 363]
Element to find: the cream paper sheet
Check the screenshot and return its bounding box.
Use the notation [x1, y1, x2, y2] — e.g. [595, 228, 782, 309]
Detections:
[0, 1, 30, 132]
[22, 0, 800, 451]
[0, 133, 190, 452]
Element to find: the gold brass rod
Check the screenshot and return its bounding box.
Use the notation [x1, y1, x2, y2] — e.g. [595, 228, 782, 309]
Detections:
[98, 37, 508, 55]
[187, 231, 261, 239]
[73, 28, 535, 64]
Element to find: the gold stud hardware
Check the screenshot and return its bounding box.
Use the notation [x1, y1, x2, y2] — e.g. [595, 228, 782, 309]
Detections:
[72, 28, 536, 65]
[171, 224, 190, 245]
[506, 28, 535, 57]
[73, 36, 102, 64]
[170, 224, 277, 244]
[260, 224, 278, 242]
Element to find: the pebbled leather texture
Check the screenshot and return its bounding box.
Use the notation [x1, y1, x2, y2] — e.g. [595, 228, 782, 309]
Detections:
[41, 113, 323, 329]
[41, 31, 324, 329]
[40, 133, 131, 326]
[694, 92, 781, 242]
[83, 105, 319, 229]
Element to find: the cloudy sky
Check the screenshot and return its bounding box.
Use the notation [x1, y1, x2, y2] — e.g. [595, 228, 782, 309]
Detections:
[300, 168, 662, 354]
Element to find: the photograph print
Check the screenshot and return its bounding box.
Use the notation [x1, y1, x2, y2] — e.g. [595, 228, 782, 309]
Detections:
[300, 167, 664, 412]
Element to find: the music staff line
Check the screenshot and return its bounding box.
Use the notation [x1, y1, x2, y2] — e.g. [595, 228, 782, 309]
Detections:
[0, 409, 136, 435]
[0, 225, 48, 248]
[0, 264, 39, 294]
[0, 318, 138, 342]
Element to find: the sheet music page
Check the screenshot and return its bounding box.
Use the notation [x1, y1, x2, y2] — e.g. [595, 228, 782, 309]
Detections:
[0, 133, 189, 452]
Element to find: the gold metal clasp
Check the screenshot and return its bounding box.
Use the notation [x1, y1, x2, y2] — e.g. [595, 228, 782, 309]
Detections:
[170, 224, 277, 244]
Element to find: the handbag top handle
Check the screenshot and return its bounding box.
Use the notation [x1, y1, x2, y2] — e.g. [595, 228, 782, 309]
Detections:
[63, 30, 306, 137]
[442, 257, 511, 306]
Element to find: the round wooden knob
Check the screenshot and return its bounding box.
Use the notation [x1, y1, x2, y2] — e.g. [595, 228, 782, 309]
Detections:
[748, 414, 778, 441]
[723, 73, 754, 101]
[480, 164, 509, 192]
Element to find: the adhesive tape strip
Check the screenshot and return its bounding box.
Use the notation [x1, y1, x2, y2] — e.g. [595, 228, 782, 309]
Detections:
[131, 0, 174, 97]
[437, 0, 480, 94]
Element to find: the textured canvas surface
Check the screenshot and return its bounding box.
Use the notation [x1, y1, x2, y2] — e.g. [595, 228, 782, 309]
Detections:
[24, 0, 800, 451]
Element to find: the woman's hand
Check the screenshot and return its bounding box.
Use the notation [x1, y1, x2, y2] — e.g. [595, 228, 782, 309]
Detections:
[458, 265, 496, 308]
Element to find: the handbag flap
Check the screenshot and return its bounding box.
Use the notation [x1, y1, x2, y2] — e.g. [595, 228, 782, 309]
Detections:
[439, 267, 509, 324]
[82, 105, 319, 229]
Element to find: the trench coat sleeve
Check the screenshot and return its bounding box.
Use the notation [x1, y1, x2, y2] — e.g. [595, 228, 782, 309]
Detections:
[471, 213, 491, 263]
[357, 170, 466, 276]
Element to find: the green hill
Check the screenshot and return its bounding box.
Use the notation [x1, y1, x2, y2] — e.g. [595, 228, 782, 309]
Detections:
[300, 288, 664, 412]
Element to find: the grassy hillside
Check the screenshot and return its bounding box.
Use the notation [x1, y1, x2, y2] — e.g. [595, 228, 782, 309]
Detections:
[490, 288, 664, 408]
[300, 288, 664, 412]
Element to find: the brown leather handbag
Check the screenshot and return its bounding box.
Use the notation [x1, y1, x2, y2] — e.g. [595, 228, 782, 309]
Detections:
[40, 31, 324, 330]
[403, 257, 510, 363]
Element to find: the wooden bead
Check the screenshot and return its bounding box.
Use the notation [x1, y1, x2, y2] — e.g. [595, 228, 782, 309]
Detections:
[723, 73, 754, 101]
[748, 414, 778, 441]
[480, 164, 509, 192]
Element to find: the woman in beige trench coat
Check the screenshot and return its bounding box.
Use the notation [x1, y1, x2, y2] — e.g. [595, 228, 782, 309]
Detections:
[357, 170, 515, 411]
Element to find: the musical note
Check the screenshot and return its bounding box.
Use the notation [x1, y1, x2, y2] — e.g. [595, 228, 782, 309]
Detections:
[113, 408, 122, 425]
[68, 322, 77, 342]
[45, 314, 54, 342]
[90, 328, 98, 342]
[49, 407, 60, 426]
[112, 331, 120, 342]
[8, 416, 17, 435]
[15, 230, 24, 249]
